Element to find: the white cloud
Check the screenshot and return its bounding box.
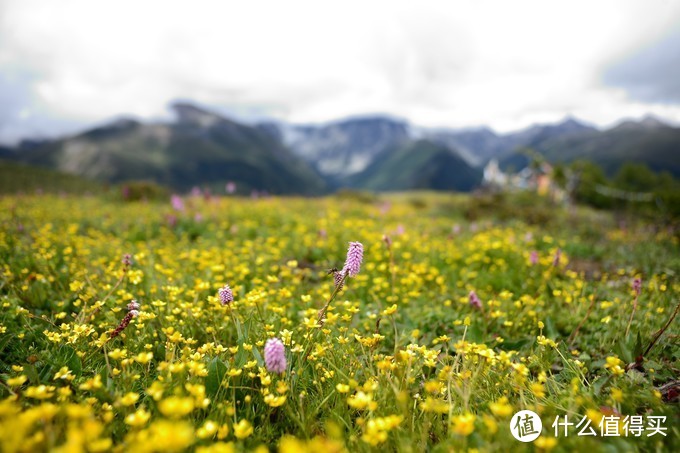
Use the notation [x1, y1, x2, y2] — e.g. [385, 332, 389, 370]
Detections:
[1, 0, 679, 141]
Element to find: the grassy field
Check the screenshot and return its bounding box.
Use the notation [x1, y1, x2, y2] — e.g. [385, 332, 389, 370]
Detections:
[0, 160, 104, 195]
[0, 192, 678, 452]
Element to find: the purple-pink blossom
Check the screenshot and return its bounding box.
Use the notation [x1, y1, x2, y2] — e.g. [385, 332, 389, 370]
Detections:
[264, 338, 287, 374]
[530, 251, 538, 265]
[218, 284, 234, 306]
[469, 291, 482, 310]
[633, 278, 642, 296]
[171, 194, 185, 212]
[111, 300, 141, 338]
[342, 241, 364, 278]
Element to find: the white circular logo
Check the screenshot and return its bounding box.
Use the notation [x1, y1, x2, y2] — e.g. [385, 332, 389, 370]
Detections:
[510, 410, 542, 442]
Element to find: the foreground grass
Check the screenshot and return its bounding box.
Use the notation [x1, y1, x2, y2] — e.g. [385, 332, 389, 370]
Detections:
[0, 193, 678, 452]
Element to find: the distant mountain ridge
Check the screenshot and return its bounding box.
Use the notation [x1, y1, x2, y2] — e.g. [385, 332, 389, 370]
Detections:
[265, 116, 411, 180]
[264, 115, 604, 170]
[497, 115, 680, 177]
[260, 116, 487, 190]
[273, 114, 679, 180]
[2, 103, 679, 194]
[347, 140, 482, 192]
[4, 102, 327, 195]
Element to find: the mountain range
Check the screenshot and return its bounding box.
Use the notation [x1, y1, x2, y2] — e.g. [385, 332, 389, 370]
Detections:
[1, 102, 679, 194]
[497, 116, 680, 177]
[4, 103, 327, 195]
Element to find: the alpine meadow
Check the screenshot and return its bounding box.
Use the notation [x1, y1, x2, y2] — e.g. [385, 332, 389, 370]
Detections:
[0, 192, 678, 452]
[2, 1, 680, 452]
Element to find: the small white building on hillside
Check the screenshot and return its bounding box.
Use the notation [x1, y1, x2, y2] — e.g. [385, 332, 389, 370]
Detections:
[483, 159, 566, 201]
[483, 159, 507, 187]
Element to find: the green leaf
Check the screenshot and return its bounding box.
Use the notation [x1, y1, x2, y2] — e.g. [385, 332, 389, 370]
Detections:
[498, 337, 532, 351]
[614, 338, 633, 364]
[252, 348, 264, 368]
[67, 352, 82, 377]
[467, 323, 483, 343]
[206, 358, 227, 397]
[155, 342, 166, 362]
[24, 364, 40, 385]
[38, 363, 54, 382]
[0, 334, 14, 355]
[643, 360, 662, 371]
[633, 331, 644, 357]
[99, 366, 113, 391]
[544, 316, 558, 338]
[593, 375, 612, 397]
[59, 345, 82, 377]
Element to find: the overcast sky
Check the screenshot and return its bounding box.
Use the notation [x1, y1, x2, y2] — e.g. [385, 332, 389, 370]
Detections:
[1, 0, 680, 144]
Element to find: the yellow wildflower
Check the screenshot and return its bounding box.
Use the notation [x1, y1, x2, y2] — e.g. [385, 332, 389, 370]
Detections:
[264, 393, 287, 407]
[7, 375, 27, 387]
[118, 392, 140, 406]
[158, 396, 195, 418]
[488, 397, 513, 417]
[347, 391, 378, 411]
[125, 408, 151, 427]
[197, 420, 219, 439]
[25, 385, 56, 400]
[233, 419, 253, 439]
[451, 412, 476, 436]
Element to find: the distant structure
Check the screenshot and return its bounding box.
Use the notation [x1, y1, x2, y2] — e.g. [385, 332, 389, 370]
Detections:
[483, 159, 507, 187]
[482, 159, 566, 201]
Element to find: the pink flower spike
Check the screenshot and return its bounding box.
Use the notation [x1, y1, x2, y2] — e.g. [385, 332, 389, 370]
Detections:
[633, 278, 642, 296]
[264, 338, 287, 374]
[469, 291, 482, 309]
[171, 194, 185, 212]
[218, 284, 234, 306]
[530, 251, 538, 265]
[343, 241, 364, 278]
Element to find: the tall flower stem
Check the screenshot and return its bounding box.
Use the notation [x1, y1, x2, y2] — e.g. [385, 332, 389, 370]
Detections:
[627, 300, 680, 371]
[568, 293, 596, 347]
[624, 293, 639, 338]
[317, 271, 348, 326]
[625, 278, 642, 338]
